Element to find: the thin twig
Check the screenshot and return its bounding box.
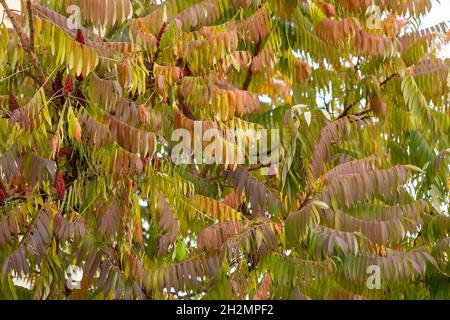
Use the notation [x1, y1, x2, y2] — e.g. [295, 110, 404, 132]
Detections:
[242, 39, 262, 91]
[338, 73, 399, 119]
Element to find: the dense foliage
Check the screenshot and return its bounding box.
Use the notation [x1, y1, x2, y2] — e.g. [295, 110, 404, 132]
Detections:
[0, 0, 449, 300]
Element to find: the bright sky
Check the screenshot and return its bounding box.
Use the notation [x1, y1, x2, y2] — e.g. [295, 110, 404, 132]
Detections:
[0, 0, 20, 22]
[421, 0, 450, 27]
[421, 0, 450, 57]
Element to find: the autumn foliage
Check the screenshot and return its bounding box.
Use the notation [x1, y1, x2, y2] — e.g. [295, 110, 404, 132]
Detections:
[0, 0, 449, 300]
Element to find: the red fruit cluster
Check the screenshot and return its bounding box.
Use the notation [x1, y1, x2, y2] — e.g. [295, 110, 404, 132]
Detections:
[183, 66, 191, 77]
[0, 181, 6, 205]
[63, 76, 74, 95]
[75, 29, 85, 45]
[0, 189, 5, 206]
[56, 172, 66, 200]
[8, 94, 19, 112]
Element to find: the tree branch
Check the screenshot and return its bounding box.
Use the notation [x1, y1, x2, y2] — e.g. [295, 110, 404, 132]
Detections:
[27, 0, 34, 52]
[338, 97, 365, 119]
[0, 0, 47, 91]
[242, 39, 262, 91]
[338, 73, 399, 119]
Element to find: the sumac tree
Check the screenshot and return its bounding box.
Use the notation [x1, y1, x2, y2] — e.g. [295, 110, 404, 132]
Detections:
[0, 0, 449, 300]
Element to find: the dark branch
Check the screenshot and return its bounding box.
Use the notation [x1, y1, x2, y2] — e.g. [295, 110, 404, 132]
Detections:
[338, 73, 399, 119]
[27, 0, 34, 52]
[242, 39, 262, 91]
